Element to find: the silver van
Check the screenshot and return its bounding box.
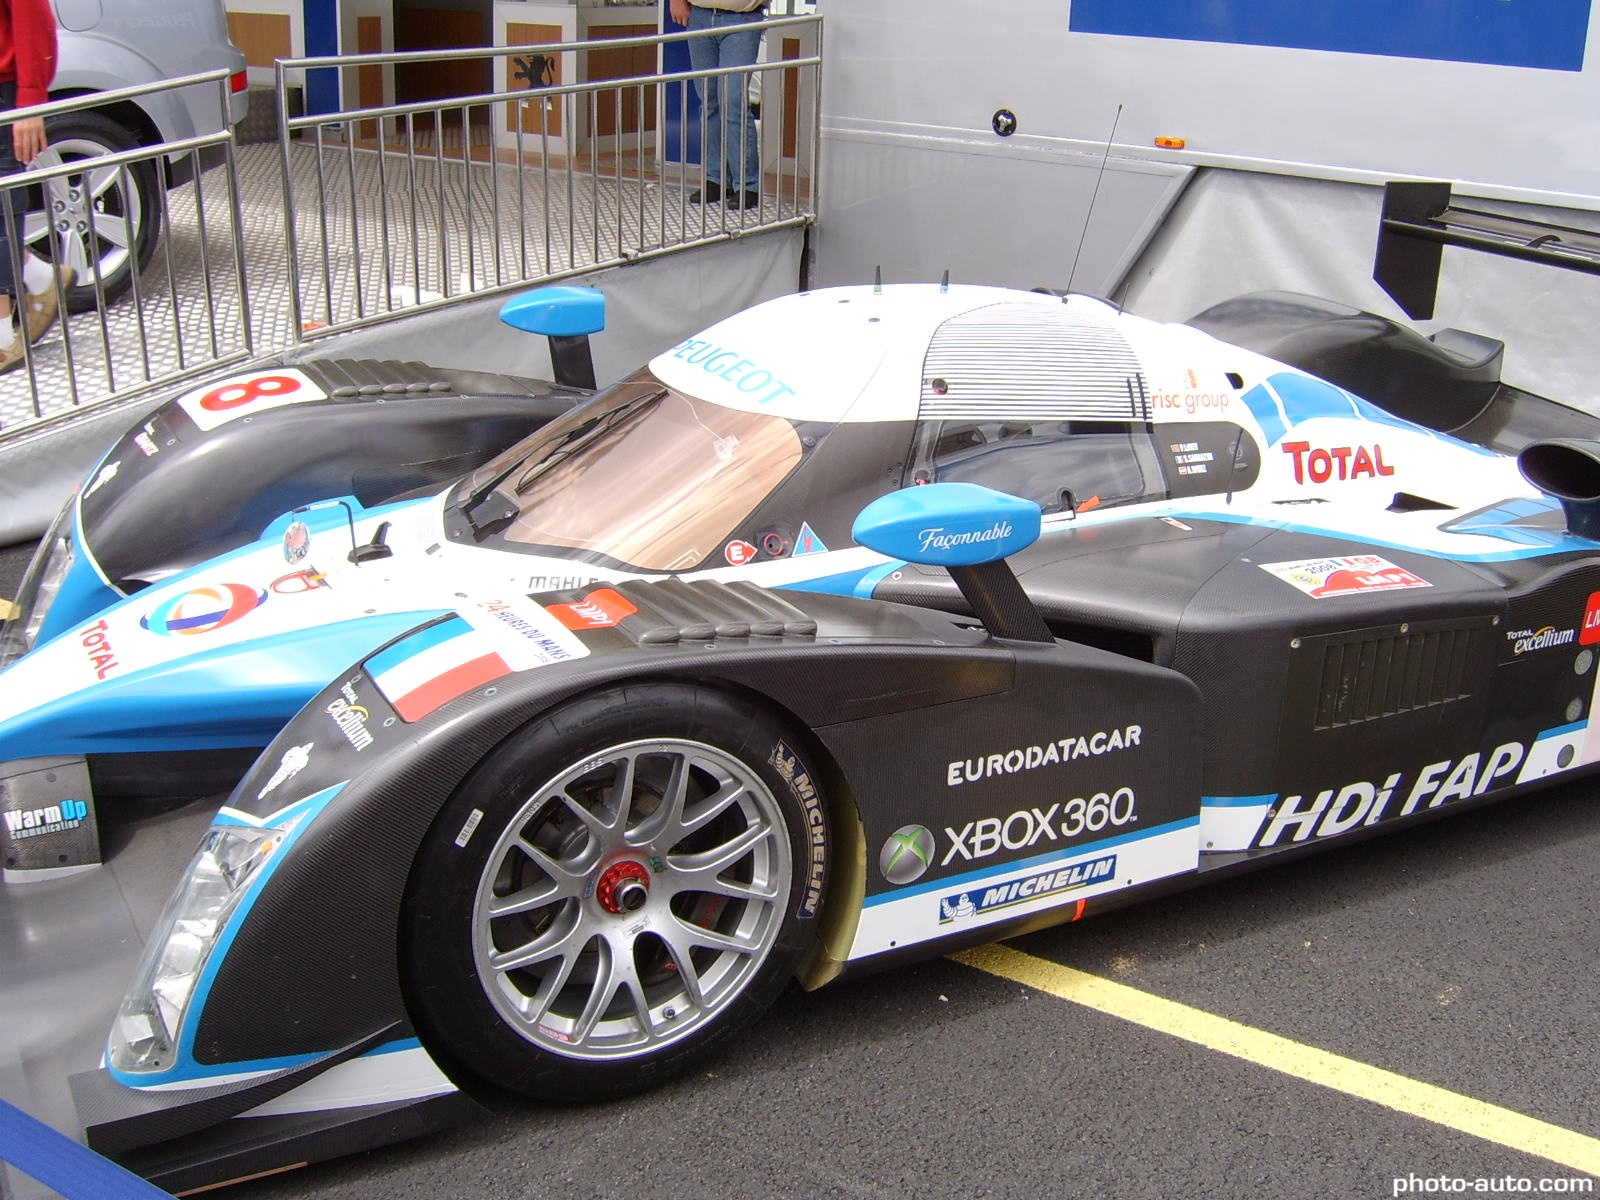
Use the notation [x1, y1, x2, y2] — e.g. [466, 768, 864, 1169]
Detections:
[38, 0, 249, 307]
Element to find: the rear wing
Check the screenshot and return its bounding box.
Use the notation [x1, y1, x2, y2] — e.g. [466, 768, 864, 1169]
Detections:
[1375, 181, 1600, 319]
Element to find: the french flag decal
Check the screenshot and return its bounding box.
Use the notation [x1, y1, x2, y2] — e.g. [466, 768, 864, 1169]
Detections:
[369, 596, 589, 723]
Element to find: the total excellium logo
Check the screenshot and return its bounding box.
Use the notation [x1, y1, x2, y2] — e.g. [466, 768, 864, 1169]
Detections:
[327, 679, 375, 751]
[3, 800, 89, 840]
[879, 825, 936, 884]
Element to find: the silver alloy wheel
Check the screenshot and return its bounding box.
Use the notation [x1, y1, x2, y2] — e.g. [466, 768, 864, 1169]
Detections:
[23, 134, 146, 292]
[471, 737, 792, 1060]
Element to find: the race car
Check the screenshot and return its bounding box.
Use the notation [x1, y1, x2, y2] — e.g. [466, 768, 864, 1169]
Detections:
[14, 182, 1600, 1188]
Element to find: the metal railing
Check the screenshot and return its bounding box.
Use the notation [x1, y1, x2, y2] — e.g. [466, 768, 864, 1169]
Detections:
[278, 14, 821, 336]
[0, 15, 821, 441]
[0, 71, 251, 431]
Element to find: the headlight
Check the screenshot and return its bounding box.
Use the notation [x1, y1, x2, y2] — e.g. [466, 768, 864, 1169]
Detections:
[109, 825, 283, 1075]
[0, 496, 76, 669]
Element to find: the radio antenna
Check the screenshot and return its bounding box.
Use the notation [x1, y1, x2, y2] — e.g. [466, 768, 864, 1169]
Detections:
[1065, 104, 1124, 301]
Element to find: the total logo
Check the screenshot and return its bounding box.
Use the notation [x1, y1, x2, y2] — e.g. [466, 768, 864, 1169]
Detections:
[3, 799, 89, 840]
[79, 618, 119, 680]
[1280, 440, 1394, 484]
[142, 583, 267, 636]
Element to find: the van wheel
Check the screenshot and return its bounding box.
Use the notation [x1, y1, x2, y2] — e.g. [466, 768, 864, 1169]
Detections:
[24, 112, 159, 311]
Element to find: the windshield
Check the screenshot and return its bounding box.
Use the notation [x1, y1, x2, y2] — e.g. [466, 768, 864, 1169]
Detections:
[453, 370, 804, 571]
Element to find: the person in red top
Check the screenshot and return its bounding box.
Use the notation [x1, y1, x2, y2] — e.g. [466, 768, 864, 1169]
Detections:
[0, 0, 71, 373]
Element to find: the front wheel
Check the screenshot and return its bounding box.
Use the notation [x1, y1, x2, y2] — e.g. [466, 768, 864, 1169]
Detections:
[402, 683, 829, 1102]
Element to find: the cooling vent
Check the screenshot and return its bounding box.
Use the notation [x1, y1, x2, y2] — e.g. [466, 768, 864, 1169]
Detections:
[1305, 623, 1483, 730]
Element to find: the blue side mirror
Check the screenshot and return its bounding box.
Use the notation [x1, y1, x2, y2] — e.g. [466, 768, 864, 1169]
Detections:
[499, 286, 607, 337]
[852, 483, 1042, 567]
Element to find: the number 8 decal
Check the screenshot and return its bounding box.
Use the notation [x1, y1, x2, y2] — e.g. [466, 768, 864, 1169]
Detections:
[199, 374, 301, 412]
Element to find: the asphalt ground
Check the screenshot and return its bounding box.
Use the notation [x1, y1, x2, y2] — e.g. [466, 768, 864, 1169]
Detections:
[3, 544, 1599, 1200]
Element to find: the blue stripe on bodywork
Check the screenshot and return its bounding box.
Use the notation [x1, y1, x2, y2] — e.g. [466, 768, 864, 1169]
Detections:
[863, 815, 1198, 907]
[1202, 794, 1275, 808]
[1182, 505, 1593, 563]
[109, 784, 348, 1088]
[365, 614, 470, 677]
[1242, 373, 1496, 454]
[0, 610, 447, 761]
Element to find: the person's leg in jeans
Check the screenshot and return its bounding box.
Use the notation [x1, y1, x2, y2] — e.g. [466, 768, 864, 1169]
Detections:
[715, 16, 763, 205]
[686, 6, 724, 202]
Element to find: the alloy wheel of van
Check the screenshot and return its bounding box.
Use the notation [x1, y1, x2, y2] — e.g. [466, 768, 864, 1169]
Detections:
[402, 684, 828, 1101]
[23, 113, 160, 312]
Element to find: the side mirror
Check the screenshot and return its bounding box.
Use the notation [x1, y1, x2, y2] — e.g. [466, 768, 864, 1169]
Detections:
[851, 482, 1041, 565]
[499, 286, 606, 337]
[853, 483, 1051, 643]
[499, 286, 607, 391]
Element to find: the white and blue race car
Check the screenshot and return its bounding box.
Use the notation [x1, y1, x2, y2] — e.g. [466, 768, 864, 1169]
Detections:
[7, 182, 1600, 1191]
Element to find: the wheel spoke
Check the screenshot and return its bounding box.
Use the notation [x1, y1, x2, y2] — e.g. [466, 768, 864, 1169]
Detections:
[626, 752, 686, 845]
[658, 930, 709, 1010]
[569, 938, 651, 1046]
[485, 874, 564, 917]
[487, 902, 582, 972]
[88, 209, 134, 253]
[665, 910, 765, 955]
[515, 938, 585, 1027]
[683, 872, 780, 904]
[509, 833, 590, 892]
[672, 773, 750, 843]
[608, 750, 639, 831]
[83, 162, 130, 207]
[550, 785, 613, 843]
[55, 232, 92, 276]
[667, 818, 770, 878]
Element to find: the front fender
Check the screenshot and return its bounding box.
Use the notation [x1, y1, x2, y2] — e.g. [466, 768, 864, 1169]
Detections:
[181, 581, 1006, 1069]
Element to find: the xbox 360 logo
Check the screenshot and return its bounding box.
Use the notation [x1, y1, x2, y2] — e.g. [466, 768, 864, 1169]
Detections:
[879, 824, 936, 884]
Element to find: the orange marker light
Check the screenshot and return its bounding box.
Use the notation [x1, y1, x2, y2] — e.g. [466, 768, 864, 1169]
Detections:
[1154, 136, 1187, 149]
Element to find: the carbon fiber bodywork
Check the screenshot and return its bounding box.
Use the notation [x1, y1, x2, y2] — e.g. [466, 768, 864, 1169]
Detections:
[80, 359, 584, 589]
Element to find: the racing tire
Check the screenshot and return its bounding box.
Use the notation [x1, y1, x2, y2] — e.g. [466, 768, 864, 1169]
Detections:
[401, 683, 829, 1103]
[23, 112, 160, 312]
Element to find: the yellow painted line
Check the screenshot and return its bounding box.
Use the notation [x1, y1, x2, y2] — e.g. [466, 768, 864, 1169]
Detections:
[0, 599, 16, 621]
[952, 943, 1600, 1176]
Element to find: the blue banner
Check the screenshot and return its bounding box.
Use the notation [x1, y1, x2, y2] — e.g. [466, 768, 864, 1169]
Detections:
[1069, 0, 1591, 72]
